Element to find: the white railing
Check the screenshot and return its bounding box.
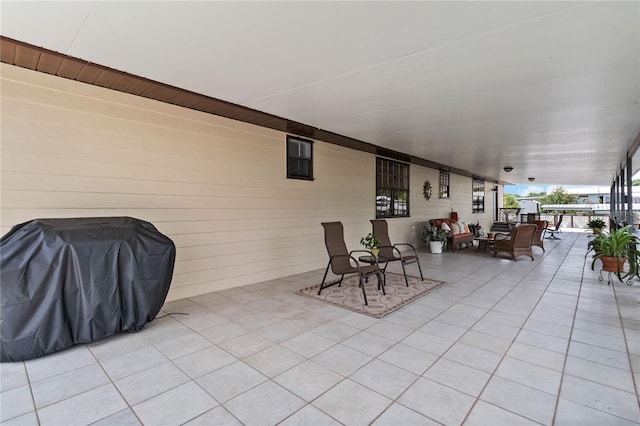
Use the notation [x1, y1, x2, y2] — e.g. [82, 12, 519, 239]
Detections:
[539, 214, 609, 230]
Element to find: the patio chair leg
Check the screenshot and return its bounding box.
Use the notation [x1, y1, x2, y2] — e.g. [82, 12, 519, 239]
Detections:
[400, 262, 410, 287]
[318, 262, 331, 295]
[416, 260, 424, 281]
[378, 272, 386, 295]
[400, 259, 424, 285]
[359, 276, 368, 305]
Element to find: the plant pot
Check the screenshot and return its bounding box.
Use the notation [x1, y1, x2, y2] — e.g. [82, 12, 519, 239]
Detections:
[370, 248, 379, 258]
[601, 256, 626, 273]
[429, 241, 443, 254]
[592, 228, 603, 234]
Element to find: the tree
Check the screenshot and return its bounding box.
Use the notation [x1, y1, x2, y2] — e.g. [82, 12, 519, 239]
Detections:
[540, 186, 577, 205]
[526, 191, 546, 198]
[633, 179, 640, 186]
[503, 194, 520, 208]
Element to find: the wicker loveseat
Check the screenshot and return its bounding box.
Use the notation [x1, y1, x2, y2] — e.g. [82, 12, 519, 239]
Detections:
[428, 218, 475, 251]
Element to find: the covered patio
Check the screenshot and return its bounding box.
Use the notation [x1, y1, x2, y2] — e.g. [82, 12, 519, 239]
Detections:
[2, 233, 638, 425]
[1, 2, 640, 425]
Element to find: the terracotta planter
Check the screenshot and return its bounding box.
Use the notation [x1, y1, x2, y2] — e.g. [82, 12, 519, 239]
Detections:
[600, 256, 626, 272]
[592, 228, 603, 234]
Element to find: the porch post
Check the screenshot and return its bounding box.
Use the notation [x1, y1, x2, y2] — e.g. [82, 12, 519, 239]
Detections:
[627, 155, 634, 228]
[610, 182, 615, 228]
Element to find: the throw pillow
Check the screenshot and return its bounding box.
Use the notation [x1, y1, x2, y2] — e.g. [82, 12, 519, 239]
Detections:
[458, 221, 468, 234]
[441, 222, 451, 233]
[468, 223, 476, 235]
[451, 223, 460, 235]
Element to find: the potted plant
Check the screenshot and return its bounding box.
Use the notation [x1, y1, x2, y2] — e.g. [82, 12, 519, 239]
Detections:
[422, 226, 448, 254]
[360, 232, 381, 257]
[472, 222, 484, 237]
[587, 217, 607, 234]
[588, 225, 640, 283]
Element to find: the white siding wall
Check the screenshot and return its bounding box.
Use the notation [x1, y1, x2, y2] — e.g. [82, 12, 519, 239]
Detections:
[407, 168, 495, 246]
[1, 64, 496, 301]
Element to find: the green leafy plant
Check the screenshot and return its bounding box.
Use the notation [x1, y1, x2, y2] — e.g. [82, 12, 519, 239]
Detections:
[588, 225, 640, 282]
[586, 218, 606, 230]
[469, 221, 484, 237]
[421, 226, 448, 251]
[360, 233, 381, 250]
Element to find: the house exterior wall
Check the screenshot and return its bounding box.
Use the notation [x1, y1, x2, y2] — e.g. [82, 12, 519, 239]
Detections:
[1, 64, 494, 300]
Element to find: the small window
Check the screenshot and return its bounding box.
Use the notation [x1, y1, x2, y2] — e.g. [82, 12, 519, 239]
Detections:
[376, 157, 410, 218]
[439, 171, 450, 198]
[287, 135, 313, 180]
[472, 178, 485, 213]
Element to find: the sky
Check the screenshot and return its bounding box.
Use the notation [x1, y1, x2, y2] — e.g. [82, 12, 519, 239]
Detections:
[503, 184, 610, 197]
[503, 184, 550, 196]
[504, 172, 640, 197]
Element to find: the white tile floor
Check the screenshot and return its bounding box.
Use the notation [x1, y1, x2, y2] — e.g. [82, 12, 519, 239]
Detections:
[2, 231, 639, 425]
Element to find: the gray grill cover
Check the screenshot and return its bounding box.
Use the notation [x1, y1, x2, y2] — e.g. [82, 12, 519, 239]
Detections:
[1, 217, 176, 362]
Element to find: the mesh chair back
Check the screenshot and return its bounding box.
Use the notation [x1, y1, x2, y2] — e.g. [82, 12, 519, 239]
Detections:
[321, 222, 352, 274]
[370, 220, 395, 259]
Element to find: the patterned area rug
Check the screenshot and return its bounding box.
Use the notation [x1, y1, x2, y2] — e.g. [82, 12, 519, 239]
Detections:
[296, 272, 447, 318]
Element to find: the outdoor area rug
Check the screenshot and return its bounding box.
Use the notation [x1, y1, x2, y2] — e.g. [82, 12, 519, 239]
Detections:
[295, 272, 447, 318]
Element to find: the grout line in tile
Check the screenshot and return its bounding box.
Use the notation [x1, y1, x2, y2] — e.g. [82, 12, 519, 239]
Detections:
[460, 232, 580, 425]
[610, 274, 640, 409]
[13, 231, 639, 426]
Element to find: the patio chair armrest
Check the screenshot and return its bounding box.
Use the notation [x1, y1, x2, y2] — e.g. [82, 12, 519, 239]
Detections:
[392, 243, 418, 258]
[349, 250, 370, 255]
[329, 253, 356, 266]
[350, 249, 377, 259]
[331, 253, 374, 270]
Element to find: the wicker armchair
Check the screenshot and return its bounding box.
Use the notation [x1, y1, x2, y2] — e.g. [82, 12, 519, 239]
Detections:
[532, 220, 548, 252]
[493, 224, 537, 261]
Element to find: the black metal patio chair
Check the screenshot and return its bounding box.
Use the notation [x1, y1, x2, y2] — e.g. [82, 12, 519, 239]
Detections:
[318, 222, 385, 305]
[370, 219, 424, 286]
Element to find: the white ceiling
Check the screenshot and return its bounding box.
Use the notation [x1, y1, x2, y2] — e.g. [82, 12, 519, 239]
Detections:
[2, 1, 639, 185]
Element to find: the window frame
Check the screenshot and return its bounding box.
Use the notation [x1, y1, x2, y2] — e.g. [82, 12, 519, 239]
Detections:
[286, 135, 314, 180]
[375, 157, 410, 218]
[472, 178, 485, 213]
[439, 171, 450, 199]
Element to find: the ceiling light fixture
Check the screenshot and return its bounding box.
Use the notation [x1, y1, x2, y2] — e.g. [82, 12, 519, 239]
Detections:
[503, 166, 514, 172]
[528, 177, 535, 182]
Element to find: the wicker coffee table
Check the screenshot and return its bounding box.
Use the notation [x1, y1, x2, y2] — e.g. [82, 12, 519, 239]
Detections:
[474, 236, 495, 252]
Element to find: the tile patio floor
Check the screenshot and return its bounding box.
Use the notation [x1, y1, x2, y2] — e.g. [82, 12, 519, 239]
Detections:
[1, 231, 639, 425]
